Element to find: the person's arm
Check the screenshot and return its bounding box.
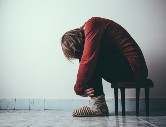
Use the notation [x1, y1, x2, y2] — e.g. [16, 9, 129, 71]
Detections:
[74, 17, 106, 95]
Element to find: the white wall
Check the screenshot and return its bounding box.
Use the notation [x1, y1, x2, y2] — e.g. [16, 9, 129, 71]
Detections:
[0, 0, 166, 99]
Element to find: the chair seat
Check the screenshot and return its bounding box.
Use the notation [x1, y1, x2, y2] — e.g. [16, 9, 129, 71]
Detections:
[111, 79, 154, 88]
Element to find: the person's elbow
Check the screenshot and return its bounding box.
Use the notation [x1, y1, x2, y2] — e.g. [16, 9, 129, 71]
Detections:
[74, 84, 84, 95]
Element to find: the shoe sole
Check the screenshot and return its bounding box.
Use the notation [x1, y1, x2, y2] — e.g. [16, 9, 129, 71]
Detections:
[73, 113, 109, 117]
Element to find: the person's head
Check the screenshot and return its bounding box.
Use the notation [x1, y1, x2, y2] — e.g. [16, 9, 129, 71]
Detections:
[61, 27, 85, 61]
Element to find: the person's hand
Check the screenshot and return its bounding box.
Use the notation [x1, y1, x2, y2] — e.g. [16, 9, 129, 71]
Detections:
[85, 88, 95, 97]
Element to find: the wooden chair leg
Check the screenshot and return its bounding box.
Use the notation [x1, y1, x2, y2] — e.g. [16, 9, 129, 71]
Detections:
[136, 88, 140, 116]
[145, 88, 149, 116]
[120, 88, 125, 116]
[114, 88, 118, 115]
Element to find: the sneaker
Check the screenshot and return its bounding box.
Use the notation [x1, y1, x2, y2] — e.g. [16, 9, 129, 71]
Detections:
[73, 95, 109, 117]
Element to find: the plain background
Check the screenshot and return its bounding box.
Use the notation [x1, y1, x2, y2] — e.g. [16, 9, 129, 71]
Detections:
[0, 0, 166, 99]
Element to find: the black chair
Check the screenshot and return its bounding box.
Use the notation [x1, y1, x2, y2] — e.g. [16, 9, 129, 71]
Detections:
[111, 79, 154, 116]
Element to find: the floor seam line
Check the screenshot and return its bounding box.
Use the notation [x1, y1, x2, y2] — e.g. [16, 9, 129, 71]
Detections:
[136, 117, 158, 127]
[105, 116, 114, 127]
[68, 119, 74, 127]
[27, 120, 38, 127]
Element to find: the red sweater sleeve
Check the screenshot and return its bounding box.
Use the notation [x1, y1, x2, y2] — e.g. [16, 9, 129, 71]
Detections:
[74, 17, 106, 95]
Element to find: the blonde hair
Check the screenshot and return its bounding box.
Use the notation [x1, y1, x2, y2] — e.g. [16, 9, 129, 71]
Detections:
[61, 27, 85, 61]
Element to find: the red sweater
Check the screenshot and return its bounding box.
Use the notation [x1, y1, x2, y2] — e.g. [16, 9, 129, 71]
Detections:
[74, 17, 148, 95]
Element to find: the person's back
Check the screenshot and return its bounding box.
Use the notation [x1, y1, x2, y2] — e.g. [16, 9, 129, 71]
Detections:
[95, 17, 148, 81]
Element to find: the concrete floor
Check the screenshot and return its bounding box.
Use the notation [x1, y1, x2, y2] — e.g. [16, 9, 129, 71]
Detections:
[0, 110, 166, 127]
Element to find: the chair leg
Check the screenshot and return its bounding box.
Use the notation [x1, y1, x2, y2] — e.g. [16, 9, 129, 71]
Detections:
[114, 88, 118, 115]
[145, 88, 149, 116]
[136, 88, 140, 116]
[120, 88, 125, 116]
